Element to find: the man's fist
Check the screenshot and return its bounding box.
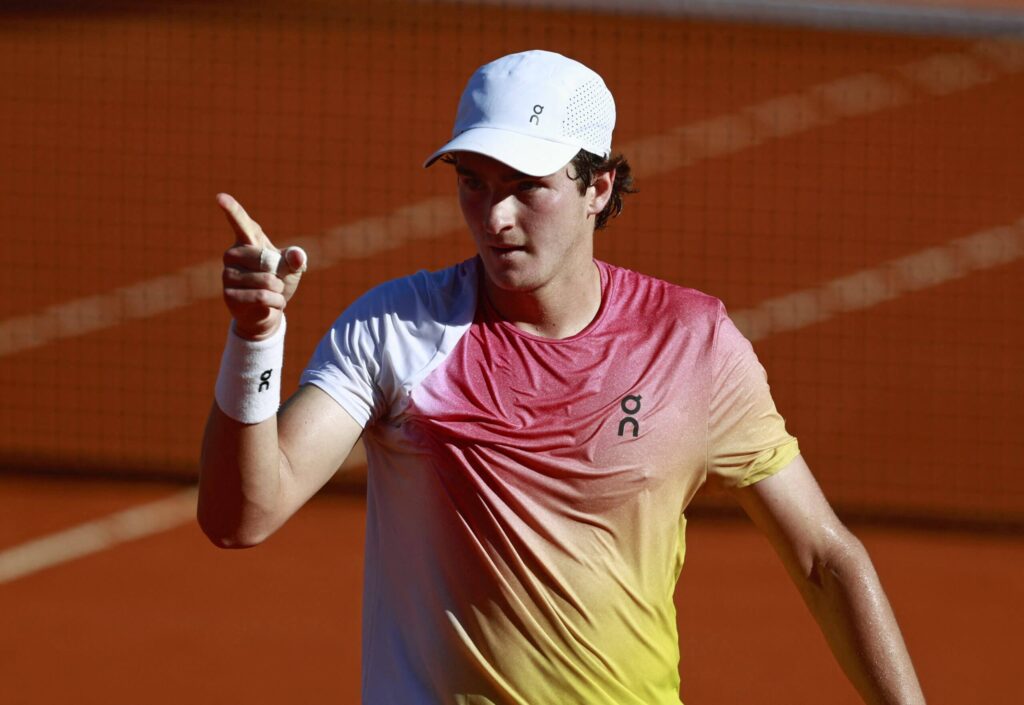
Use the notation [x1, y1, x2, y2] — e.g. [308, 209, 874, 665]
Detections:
[217, 193, 308, 341]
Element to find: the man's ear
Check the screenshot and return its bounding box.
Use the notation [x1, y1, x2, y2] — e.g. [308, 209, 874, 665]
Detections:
[587, 168, 616, 217]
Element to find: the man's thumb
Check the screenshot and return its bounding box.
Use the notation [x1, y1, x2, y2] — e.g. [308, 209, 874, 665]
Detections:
[282, 246, 308, 275]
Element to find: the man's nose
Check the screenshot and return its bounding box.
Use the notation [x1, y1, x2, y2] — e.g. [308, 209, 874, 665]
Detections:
[485, 193, 515, 236]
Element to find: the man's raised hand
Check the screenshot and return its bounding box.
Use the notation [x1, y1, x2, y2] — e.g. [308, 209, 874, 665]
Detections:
[217, 193, 308, 341]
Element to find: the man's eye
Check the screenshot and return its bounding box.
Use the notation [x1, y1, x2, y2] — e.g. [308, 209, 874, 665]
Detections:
[460, 176, 483, 190]
[517, 181, 541, 192]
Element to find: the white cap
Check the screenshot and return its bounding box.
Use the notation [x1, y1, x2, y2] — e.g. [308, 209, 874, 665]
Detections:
[424, 50, 616, 177]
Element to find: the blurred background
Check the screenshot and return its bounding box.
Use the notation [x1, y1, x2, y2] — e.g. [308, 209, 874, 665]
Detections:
[1, 1, 1022, 703]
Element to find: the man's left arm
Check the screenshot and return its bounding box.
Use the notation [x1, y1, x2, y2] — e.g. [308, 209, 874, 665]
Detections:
[730, 454, 927, 705]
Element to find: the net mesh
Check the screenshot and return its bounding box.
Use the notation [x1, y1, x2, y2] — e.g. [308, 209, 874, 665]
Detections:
[1, 0, 1022, 526]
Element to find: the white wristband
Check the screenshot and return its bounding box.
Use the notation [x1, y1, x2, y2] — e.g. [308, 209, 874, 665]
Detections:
[214, 316, 287, 424]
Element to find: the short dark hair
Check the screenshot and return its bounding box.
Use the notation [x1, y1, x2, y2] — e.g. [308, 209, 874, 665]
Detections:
[568, 150, 636, 231]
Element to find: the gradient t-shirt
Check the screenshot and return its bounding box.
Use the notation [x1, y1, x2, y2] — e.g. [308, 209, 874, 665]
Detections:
[301, 257, 799, 705]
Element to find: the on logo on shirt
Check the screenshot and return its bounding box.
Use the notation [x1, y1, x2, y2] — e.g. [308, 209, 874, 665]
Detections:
[617, 394, 642, 437]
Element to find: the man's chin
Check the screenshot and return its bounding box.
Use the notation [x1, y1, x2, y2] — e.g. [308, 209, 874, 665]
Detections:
[479, 255, 533, 289]
[482, 267, 543, 295]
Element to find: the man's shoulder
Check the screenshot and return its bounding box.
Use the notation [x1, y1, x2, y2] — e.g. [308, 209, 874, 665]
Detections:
[339, 257, 479, 329]
[599, 260, 724, 323]
[307, 259, 479, 403]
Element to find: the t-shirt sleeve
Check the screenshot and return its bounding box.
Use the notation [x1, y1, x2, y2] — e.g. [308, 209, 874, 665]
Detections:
[300, 298, 386, 429]
[706, 303, 799, 488]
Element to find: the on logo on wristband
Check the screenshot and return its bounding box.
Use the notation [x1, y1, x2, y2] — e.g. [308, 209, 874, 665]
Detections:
[215, 317, 285, 424]
[258, 369, 273, 392]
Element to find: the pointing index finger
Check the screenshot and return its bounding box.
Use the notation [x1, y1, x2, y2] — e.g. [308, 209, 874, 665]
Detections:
[216, 193, 267, 247]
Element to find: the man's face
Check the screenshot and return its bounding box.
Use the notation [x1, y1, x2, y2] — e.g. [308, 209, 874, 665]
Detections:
[452, 152, 600, 295]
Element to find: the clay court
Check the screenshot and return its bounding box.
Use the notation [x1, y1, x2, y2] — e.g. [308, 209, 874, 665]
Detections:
[1, 1, 1022, 702]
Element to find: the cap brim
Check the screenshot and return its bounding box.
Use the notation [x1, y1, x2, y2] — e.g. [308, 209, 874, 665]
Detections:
[423, 127, 581, 177]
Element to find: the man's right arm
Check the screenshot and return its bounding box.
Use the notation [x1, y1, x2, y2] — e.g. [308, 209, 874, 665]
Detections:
[198, 385, 362, 548]
[197, 193, 363, 548]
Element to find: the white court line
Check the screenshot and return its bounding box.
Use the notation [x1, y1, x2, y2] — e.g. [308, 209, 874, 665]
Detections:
[0, 487, 197, 585]
[3, 38, 1024, 584]
[731, 218, 1024, 340]
[2, 37, 1022, 358]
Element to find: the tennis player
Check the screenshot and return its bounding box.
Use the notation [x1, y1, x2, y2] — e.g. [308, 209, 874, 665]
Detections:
[200, 50, 926, 705]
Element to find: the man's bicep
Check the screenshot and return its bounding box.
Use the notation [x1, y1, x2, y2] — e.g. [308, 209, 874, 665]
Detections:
[277, 383, 365, 503]
[730, 454, 851, 577]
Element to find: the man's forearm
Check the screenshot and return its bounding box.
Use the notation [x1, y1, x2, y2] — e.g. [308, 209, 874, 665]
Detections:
[197, 401, 289, 547]
[796, 532, 926, 705]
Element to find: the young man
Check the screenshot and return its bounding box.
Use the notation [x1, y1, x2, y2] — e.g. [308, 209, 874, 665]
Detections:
[200, 51, 925, 704]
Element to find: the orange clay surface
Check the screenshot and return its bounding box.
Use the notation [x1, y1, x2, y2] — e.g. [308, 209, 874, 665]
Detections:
[1, 474, 1022, 704]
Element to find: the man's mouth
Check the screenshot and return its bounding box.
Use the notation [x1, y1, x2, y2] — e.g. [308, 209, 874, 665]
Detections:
[490, 244, 527, 256]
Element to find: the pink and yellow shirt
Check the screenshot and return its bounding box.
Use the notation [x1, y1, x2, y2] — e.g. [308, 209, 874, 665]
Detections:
[301, 257, 798, 705]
